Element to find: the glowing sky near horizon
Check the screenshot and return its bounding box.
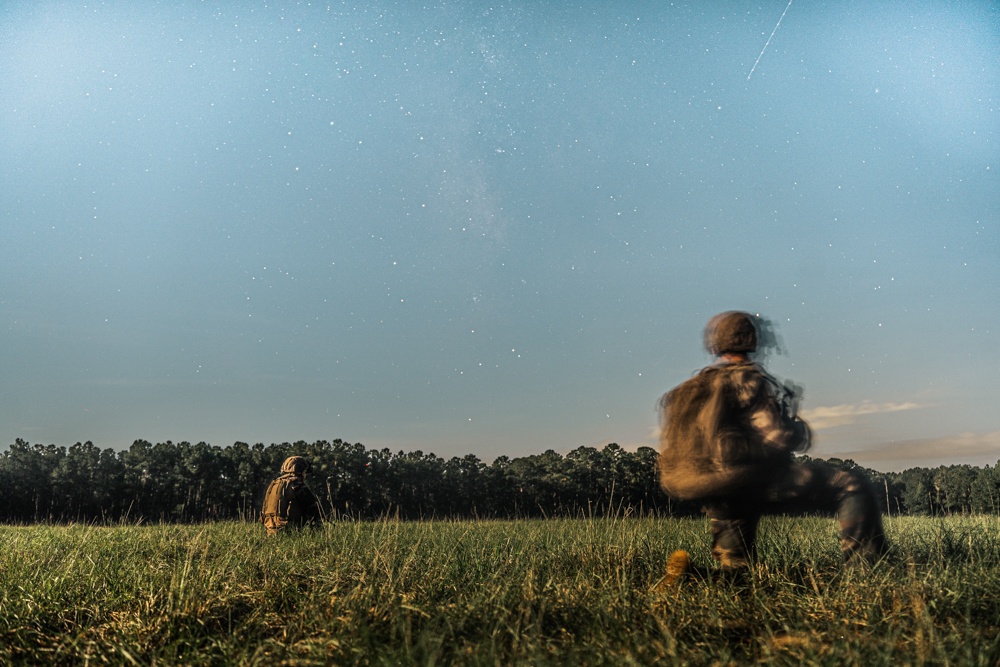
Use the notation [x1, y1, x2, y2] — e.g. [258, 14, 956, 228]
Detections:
[1, 0, 997, 471]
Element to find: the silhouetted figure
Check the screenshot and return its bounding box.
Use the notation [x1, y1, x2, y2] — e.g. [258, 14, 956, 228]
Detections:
[261, 456, 323, 535]
[657, 311, 887, 580]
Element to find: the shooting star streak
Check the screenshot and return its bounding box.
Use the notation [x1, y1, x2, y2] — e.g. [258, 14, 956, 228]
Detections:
[747, 0, 794, 81]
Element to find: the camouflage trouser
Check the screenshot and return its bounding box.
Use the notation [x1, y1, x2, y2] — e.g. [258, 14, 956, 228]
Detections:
[705, 460, 888, 568]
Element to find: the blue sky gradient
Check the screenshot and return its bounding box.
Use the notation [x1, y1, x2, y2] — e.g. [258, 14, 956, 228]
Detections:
[2, 1, 997, 471]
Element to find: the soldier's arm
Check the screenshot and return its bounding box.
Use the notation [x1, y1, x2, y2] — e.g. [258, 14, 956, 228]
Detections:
[291, 482, 323, 523]
[305, 487, 323, 522]
[750, 402, 810, 453]
[746, 374, 811, 454]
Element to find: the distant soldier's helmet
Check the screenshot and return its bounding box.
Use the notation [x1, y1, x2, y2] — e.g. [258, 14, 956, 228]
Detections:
[280, 456, 312, 475]
[704, 311, 758, 355]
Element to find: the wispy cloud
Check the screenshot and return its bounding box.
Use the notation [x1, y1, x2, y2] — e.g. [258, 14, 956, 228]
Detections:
[800, 401, 922, 430]
[832, 431, 1000, 471]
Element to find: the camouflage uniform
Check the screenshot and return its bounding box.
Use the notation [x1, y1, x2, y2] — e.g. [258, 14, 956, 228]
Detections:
[261, 456, 323, 535]
[658, 312, 887, 568]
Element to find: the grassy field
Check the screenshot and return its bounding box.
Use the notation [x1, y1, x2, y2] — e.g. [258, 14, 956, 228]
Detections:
[1, 516, 998, 666]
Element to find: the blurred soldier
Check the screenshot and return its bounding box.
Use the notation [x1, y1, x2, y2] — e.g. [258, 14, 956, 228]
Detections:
[657, 311, 887, 582]
[261, 455, 323, 535]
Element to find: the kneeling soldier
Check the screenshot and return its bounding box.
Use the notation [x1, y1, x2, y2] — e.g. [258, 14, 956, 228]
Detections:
[261, 456, 323, 535]
[658, 311, 888, 582]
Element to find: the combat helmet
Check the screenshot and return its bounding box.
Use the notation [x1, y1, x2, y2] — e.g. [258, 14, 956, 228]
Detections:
[280, 456, 312, 476]
[704, 311, 758, 355]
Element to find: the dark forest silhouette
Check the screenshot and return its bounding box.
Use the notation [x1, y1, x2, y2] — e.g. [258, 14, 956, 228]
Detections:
[1, 438, 997, 523]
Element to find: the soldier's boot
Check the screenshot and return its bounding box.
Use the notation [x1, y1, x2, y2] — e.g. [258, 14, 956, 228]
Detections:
[663, 549, 691, 586]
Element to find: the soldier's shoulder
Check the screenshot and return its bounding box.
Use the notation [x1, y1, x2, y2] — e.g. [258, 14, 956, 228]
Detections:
[288, 477, 318, 495]
[721, 361, 767, 382]
[720, 363, 772, 403]
[664, 366, 717, 399]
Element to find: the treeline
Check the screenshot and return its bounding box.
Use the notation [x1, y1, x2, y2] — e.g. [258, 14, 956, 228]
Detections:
[0, 438, 998, 523]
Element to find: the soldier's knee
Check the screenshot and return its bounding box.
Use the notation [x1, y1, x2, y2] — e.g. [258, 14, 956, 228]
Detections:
[830, 468, 876, 503]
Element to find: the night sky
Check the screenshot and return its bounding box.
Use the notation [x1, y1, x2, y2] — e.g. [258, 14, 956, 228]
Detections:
[2, 1, 997, 471]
